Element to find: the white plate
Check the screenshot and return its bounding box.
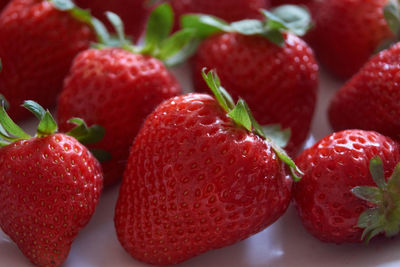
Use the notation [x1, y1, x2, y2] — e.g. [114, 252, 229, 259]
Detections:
[2, 65, 400, 267]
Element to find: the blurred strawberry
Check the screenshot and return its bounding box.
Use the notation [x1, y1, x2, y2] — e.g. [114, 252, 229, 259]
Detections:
[58, 6, 194, 186]
[306, 0, 394, 79]
[0, 0, 102, 121]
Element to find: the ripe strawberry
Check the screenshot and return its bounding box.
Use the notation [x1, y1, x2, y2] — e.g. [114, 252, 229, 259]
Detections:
[74, 0, 151, 40]
[329, 42, 400, 142]
[169, 0, 270, 30]
[0, 0, 101, 121]
[0, 101, 103, 266]
[183, 6, 318, 156]
[57, 6, 194, 186]
[114, 70, 302, 265]
[294, 130, 400, 243]
[306, 0, 394, 79]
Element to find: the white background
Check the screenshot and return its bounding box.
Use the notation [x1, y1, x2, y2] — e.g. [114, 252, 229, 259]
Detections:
[2, 65, 400, 267]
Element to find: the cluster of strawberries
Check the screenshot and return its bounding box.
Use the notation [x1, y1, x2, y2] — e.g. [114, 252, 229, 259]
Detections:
[1, 0, 400, 266]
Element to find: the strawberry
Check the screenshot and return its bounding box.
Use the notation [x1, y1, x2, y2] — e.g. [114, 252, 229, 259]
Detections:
[169, 0, 270, 30]
[0, 0, 103, 121]
[74, 0, 151, 40]
[114, 70, 302, 265]
[294, 130, 400, 243]
[57, 6, 194, 186]
[329, 42, 400, 142]
[182, 6, 318, 156]
[0, 100, 104, 266]
[306, 0, 394, 79]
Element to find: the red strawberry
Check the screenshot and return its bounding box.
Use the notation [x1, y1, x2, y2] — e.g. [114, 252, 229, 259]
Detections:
[114, 70, 301, 265]
[0, 101, 103, 266]
[306, 0, 393, 79]
[74, 0, 151, 40]
[183, 7, 318, 155]
[57, 6, 194, 186]
[0, 0, 99, 121]
[329, 42, 400, 142]
[169, 0, 270, 30]
[294, 130, 400, 243]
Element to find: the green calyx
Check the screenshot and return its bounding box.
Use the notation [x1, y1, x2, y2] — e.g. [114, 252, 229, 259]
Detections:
[181, 5, 312, 46]
[202, 69, 303, 181]
[0, 100, 106, 156]
[91, 4, 196, 67]
[377, 0, 400, 52]
[352, 156, 400, 243]
[47, 0, 110, 45]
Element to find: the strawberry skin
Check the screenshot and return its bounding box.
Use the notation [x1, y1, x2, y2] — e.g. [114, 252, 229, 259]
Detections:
[170, 0, 269, 25]
[192, 32, 318, 156]
[270, 0, 312, 6]
[0, 0, 94, 121]
[294, 130, 400, 243]
[329, 42, 400, 142]
[57, 48, 181, 187]
[0, 133, 103, 266]
[74, 0, 150, 40]
[306, 0, 392, 79]
[114, 93, 292, 265]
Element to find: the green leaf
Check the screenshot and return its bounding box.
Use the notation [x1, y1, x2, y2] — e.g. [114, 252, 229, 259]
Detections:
[384, 0, 400, 36]
[23, 100, 46, 120]
[0, 105, 30, 139]
[23, 101, 57, 137]
[272, 143, 303, 181]
[369, 156, 387, 190]
[91, 18, 111, 45]
[49, 0, 74, 11]
[262, 124, 291, 148]
[228, 99, 252, 132]
[164, 38, 201, 67]
[201, 69, 235, 113]
[388, 162, 400, 194]
[143, 3, 174, 54]
[181, 14, 231, 40]
[269, 5, 312, 36]
[66, 118, 105, 145]
[105, 12, 128, 46]
[90, 148, 112, 162]
[262, 30, 285, 47]
[37, 112, 58, 137]
[351, 186, 383, 205]
[0, 94, 9, 111]
[230, 20, 264, 35]
[158, 29, 195, 61]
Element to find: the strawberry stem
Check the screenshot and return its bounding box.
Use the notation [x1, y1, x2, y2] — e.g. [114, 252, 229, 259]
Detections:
[201, 68, 303, 181]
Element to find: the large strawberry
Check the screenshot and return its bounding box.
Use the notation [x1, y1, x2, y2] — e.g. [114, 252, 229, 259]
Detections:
[294, 130, 400, 243]
[329, 42, 400, 142]
[169, 0, 270, 30]
[0, 100, 104, 266]
[306, 0, 395, 79]
[57, 5, 194, 186]
[182, 6, 318, 156]
[114, 70, 302, 265]
[0, 0, 104, 121]
[74, 0, 151, 40]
